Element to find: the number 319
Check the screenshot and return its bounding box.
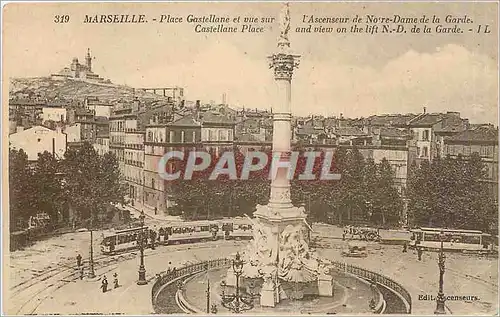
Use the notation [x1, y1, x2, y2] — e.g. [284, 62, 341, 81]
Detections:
[54, 15, 70, 23]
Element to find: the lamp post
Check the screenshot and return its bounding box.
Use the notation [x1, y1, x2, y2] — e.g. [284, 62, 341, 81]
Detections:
[137, 210, 147, 285]
[88, 216, 96, 278]
[434, 231, 446, 314]
[220, 252, 254, 313]
[206, 271, 211, 314]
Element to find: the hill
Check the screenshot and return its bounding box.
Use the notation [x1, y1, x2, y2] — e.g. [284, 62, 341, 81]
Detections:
[9, 77, 167, 102]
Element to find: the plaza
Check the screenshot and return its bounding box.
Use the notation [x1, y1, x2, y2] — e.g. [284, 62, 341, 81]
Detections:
[7, 223, 498, 315]
[6, 3, 498, 316]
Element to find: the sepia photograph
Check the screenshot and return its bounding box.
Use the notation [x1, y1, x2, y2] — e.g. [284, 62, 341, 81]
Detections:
[2, 1, 499, 315]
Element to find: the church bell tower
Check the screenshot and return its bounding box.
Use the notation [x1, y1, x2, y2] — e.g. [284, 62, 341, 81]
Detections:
[86, 48, 92, 71]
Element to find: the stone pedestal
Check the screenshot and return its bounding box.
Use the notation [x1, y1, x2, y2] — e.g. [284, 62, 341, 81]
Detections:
[260, 279, 278, 307]
[318, 274, 334, 297]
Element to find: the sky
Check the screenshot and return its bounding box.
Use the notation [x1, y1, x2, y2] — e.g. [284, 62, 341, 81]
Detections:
[3, 2, 499, 124]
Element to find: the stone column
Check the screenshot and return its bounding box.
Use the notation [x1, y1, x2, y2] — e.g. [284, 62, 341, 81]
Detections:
[267, 40, 301, 215]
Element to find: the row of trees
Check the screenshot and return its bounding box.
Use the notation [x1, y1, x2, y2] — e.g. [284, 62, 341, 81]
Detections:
[9, 142, 127, 232]
[407, 152, 498, 233]
[10, 141, 496, 234]
[169, 146, 497, 233]
[168, 147, 402, 226]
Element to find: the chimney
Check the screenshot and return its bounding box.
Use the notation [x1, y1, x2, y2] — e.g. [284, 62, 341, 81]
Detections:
[195, 100, 201, 108]
[423, 107, 427, 114]
[222, 93, 227, 105]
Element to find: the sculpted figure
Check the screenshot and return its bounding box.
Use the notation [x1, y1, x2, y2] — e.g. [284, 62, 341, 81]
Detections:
[278, 2, 291, 43]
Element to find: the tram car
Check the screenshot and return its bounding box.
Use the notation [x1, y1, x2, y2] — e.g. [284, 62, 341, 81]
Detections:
[222, 218, 253, 240]
[410, 227, 494, 254]
[101, 226, 148, 254]
[166, 221, 220, 244]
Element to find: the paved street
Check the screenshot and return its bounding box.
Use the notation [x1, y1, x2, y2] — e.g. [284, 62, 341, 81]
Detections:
[7, 223, 498, 315]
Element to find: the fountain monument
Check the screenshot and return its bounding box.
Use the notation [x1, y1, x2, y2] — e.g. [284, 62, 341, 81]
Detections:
[226, 3, 334, 308]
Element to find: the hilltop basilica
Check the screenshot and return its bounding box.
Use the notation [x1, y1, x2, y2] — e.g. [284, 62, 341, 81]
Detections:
[51, 48, 109, 83]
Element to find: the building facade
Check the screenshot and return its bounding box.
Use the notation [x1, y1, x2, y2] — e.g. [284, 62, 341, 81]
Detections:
[9, 126, 67, 161]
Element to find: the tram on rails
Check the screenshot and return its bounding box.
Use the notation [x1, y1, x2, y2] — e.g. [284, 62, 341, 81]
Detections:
[221, 217, 253, 240]
[166, 221, 220, 244]
[100, 218, 256, 254]
[100, 226, 148, 254]
[409, 227, 495, 253]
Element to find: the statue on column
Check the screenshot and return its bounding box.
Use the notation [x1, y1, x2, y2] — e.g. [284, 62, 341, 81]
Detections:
[278, 2, 291, 46]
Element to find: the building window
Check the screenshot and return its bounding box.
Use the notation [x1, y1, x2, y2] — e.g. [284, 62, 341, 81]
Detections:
[192, 131, 196, 142]
[422, 146, 428, 158]
[169, 131, 174, 143]
[181, 131, 185, 143]
[208, 130, 214, 141]
[228, 129, 233, 141]
[151, 178, 155, 190]
[463, 146, 471, 156]
[481, 146, 493, 157]
[422, 130, 429, 141]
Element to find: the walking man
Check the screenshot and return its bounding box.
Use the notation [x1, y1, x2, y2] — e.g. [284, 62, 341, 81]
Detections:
[101, 275, 108, 293]
[402, 242, 408, 253]
[76, 253, 82, 268]
[417, 246, 423, 261]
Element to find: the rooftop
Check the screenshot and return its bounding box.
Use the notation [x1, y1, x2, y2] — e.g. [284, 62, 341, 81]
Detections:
[365, 114, 417, 126]
[445, 125, 498, 143]
[169, 114, 201, 127]
[334, 126, 368, 136]
[200, 111, 235, 125]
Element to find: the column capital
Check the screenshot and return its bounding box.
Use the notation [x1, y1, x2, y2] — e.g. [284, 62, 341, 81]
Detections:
[268, 53, 301, 81]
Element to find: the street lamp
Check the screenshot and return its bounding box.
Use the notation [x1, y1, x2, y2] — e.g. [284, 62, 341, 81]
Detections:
[88, 216, 96, 279]
[434, 231, 446, 314]
[220, 252, 254, 313]
[137, 210, 147, 285]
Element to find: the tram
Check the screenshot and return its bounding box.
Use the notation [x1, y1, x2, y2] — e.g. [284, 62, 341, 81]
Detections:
[101, 226, 148, 254]
[166, 221, 220, 244]
[409, 227, 494, 253]
[221, 217, 253, 240]
[100, 218, 255, 255]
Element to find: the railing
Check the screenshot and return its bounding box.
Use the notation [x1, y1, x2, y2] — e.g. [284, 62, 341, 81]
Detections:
[152, 258, 411, 314]
[331, 260, 412, 313]
[151, 258, 232, 310]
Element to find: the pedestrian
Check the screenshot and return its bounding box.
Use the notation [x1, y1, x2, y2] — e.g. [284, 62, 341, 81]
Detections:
[101, 275, 108, 293]
[159, 227, 165, 243]
[402, 242, 407, 253]
[79, 266, 84, 280]
[167, 261, 172, 274]
[76, 253, 82, 267]
[342, 232, 346, 241]
[113, 273, 119, 289]
[417, 246, 423, 261]
[150, 230, 157, 250]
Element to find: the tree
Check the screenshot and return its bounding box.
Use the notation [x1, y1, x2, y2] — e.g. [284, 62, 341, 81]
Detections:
[63, 142, 126, 226]
[407, 153, 497, 232]
[9, 149, 34, 231]
[339, 147, 366, 222]
[371, 158, 402, 226]
[32, 151, 64, 226]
